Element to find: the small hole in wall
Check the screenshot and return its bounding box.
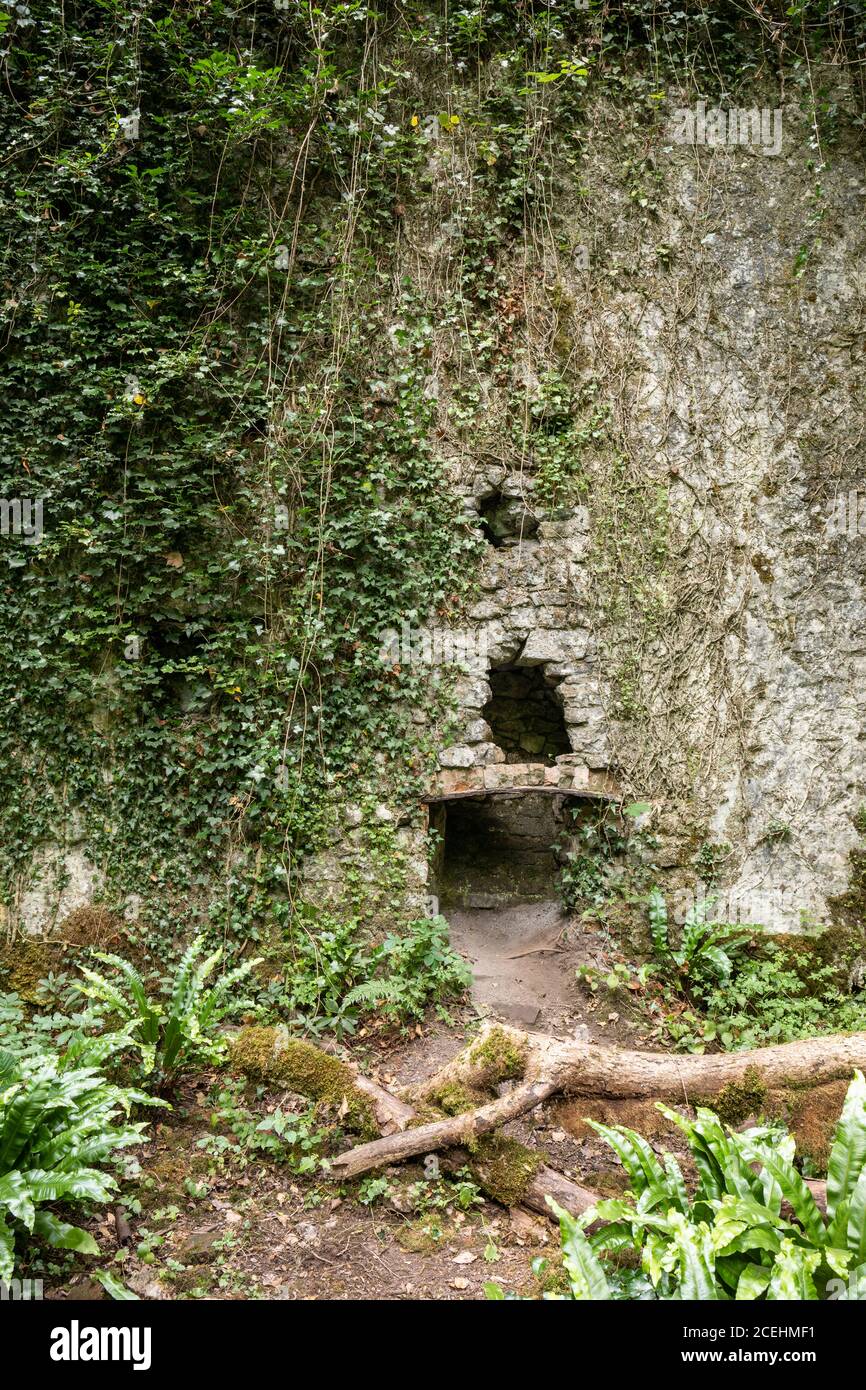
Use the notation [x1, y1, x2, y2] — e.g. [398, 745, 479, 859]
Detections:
[478, 492, 539, 549]
[482, 665, 570, 764]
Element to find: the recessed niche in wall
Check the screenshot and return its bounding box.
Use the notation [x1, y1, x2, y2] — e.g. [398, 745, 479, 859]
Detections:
[478, 491, 539, 548]
[482, 665, 570, 764]
[437, 792, 567, 909]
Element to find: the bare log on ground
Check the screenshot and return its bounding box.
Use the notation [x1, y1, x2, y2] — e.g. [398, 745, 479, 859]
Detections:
[547, 1034, 866, 1101]
[520, 1167, 600, 1224]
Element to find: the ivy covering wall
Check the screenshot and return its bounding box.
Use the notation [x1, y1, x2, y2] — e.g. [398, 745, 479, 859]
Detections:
[1, 0, 863, 959]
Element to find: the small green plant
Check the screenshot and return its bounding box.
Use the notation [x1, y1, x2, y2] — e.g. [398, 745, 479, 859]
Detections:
[557, 809, 627, 912]
[576, 960, 652, 995]
[547, 1071, 866, 1301]
[77, 936, 262, 1089]
[692, 841, 733, 885]
[647, 888, 752, 990]
[200, 1080, 327, 1177]
[695, 942, 866, 1051]
[765, 818, 792, 844]
[343, 916, 471, 1025]
[357, 1176, 392, 1206]
[0, 1035, 159, 1281]
[276, 913, 374, 1038]
[271, 913, 470, 1036]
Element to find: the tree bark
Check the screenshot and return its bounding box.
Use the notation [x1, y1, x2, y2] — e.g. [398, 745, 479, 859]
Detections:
[331, 1027, 866, 1179]
[330, 1077, 560, 1180]
[350, 1073, 416, 1135]
[521, 1166, 600, 1225]
[550, 1034, 866, 1101]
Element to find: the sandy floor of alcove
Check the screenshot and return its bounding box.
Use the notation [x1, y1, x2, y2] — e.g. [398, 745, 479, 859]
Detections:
[445, 900, 627, 1039]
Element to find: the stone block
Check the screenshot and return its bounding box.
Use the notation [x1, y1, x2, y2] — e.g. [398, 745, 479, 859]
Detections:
[439, 744, 475, 768]
[464, 718, 492, 744]
[517, 630, 567, 665]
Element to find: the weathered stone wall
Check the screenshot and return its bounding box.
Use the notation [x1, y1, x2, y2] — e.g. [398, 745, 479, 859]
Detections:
[17, 72, 866, 947]
[306, 87, 866, 938]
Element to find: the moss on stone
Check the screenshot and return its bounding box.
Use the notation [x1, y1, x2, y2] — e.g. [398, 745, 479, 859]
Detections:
[229, 1026, 377, 1136]
[468, 1134, 544, 1207]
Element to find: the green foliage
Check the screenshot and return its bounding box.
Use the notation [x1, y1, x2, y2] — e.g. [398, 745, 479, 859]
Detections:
[692, 842, 734, 886]
[0, 0, 477, 958]
[689, 942, 866, 1052]
[200, 1080, 326, 1179]
[558, 808, 627, 912]
[646, 888, 753, 990]
[0, 1033, 158, 1281]
[3, 1, 866, 1040]
[272, 913, 471, 1036]
[562, 1072, 866, 1301]
[274, 913, 374, 1039]
[343, 916, 472, 1024]
[76, 936, 262, 1088]
[547, 1197, 612, 1300]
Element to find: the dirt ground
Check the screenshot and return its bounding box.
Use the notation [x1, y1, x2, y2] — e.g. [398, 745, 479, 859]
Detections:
[447, 899, 644, 1044]
[44, 905, 650, 1303]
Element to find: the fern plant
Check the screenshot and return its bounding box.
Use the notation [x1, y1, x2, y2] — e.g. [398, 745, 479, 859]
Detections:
[647, 887, 752, 989]
[77, 936, 261, 1089]
[342, 916, 472, 1024]
[0, 1033, 158, 1282]
[549, 1071, 866, 1300]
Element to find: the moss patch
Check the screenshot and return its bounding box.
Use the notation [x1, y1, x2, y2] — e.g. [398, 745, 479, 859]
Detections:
[468, 1135, 544, 1207]
[705, 1067, 767, 1126]
[394, 1217, 451, 1254]
[0, 939, 59, 1003]
[829, 852, 866, 946]
[229, 1026, 377, 1136]
[466, 1027, 527, 1086]
[429, 1082, 487, 1116]
[783, 1080, 848, 1174]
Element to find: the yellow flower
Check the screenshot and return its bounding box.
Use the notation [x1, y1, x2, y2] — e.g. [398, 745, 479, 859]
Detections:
[133, 394, 145, 405]
[450, 114, 460, 125]
[410, 114, 419, 127]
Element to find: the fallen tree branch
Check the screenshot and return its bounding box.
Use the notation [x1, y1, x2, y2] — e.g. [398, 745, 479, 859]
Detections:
[330, 1077, 560, 1181]
[548, 1034, 866, 1101]
[333, 1026, 866, 1179]
[230, 1023, 866, 1198]
[409, 1023, 866, 1105]
[229, 1026, 414, 1136]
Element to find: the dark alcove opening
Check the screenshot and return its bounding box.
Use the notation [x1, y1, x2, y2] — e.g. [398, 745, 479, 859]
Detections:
[434, 792, 570, 910]
[482, 665, 570, 764]
[478, 492, 539, 548]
